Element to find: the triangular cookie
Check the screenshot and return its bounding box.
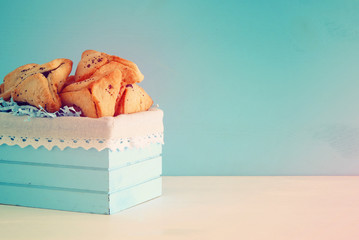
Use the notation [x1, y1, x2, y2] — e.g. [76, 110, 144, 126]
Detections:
[60, 88, 97, 118]
[11, 73, 61, 112]
[64, 62, 123, 93]
[116, 84, 153, 115]
[61, 67, 123, 118]
[1, 58, 72, 112]
[74, 50, 109, 82]
[3, 63, 38, 93]
[74, 50, 144, 84]
[90, 69, 123, 117]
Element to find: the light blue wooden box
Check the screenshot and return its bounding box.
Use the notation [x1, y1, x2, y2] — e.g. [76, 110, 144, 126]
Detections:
[0, 110, 163, 214]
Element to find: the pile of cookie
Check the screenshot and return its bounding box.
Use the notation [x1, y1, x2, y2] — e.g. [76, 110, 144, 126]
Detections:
[0, 50, 153, 118]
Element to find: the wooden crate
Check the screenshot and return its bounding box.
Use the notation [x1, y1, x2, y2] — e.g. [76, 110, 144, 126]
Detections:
[0, 109, 164, 214]
[0, 143, 162, 214]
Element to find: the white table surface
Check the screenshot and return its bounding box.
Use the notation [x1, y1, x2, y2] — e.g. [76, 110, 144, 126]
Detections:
[0, 176, 358, 240]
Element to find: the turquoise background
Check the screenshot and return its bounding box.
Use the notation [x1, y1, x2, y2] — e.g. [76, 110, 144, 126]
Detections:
[1, 0, 359, 175]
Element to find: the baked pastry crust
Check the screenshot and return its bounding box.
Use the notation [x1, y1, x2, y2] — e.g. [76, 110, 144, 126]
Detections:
[61, 66, 123, 118]
[60, 88, 97, 118]
[11, 73, 61, 112]
[61, 50, 145, 118]
[0, 59, 73, 112]
[116, 84, 153, 115]
[74, 50, 144, 84]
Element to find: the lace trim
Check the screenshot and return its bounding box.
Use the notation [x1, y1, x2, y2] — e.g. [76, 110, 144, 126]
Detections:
[0, 132, 164, 151]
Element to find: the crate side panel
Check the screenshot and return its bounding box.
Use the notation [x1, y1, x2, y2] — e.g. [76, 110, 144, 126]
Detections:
[0, 145, 110, 168]
[109, 177, 162, 214]
[0, 183, 109, 214]
[0, 162, 109, 192]
[109, 156, 162, 192]
[109, 143, 162, 169]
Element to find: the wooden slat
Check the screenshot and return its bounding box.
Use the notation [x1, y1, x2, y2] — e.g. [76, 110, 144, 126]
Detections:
[109, 177, 162, 214]
[0, 143, 162, 169]
[0, 161, 109, 191]
[0, 145, 110, 168]
[0, 182, 109, 214]
[0, 177, 162, 214]
[0, 156, 162, 192]
[109, 144, 162, 169]
[109, 156, 162, 192]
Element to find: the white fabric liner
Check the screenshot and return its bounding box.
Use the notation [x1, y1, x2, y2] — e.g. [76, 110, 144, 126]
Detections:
[0, 108, 164, 151]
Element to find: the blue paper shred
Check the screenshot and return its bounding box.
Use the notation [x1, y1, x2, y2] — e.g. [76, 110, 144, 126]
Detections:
[0, 98, 81, 119]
